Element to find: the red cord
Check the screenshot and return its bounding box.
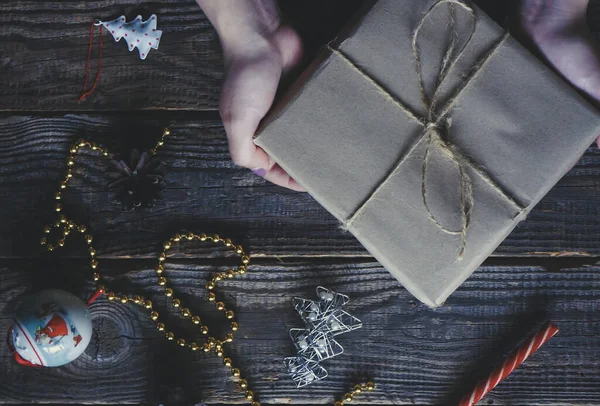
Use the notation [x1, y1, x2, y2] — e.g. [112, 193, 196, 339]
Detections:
[13, 351, 42, 368]
[6, 325, 42, 368]
[87, 288, 104, 305]
[79, 23, 103, 103]
[80, 23, 94, 98]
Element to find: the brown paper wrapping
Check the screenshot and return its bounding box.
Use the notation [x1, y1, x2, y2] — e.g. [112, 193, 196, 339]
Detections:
[255, 0, 600, 307]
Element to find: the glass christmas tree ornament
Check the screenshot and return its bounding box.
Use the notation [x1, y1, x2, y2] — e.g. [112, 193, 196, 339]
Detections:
[97, 14, 163, 60]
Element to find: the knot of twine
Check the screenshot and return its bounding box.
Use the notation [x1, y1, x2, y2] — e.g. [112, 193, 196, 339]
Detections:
[333, 0, 525, 261]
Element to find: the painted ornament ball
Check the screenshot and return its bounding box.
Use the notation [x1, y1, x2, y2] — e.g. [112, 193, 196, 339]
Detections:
[10, 289, 92, 367]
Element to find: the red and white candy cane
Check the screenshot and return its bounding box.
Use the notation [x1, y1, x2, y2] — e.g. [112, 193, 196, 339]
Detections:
[460, 321, 559, 406]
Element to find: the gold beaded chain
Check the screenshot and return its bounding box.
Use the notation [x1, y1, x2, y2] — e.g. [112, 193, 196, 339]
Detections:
[38, 129, 375, 406]
[334, 381, 376, 406]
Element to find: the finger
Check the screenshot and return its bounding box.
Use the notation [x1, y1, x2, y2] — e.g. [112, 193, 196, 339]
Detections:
[552, 31, 600, 104]
[220, 56, 280, 168]
[515, 0, 600, 105]
[260, 161, 305, 191]
[229, 142, 304, 191]
[272, 25, 303, 72]
[225, 106, 271, 170]
[229, 120, 305, 191]
[220, 57, 304, 191]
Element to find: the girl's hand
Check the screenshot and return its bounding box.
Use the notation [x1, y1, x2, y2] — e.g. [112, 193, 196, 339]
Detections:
[516, 0, 600, 147]
[197, 0, 304, 191]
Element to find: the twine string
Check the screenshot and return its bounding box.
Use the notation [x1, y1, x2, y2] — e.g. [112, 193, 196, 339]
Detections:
[334, 0, 524, 260]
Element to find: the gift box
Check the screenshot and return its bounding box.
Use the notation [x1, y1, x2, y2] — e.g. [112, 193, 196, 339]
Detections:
[254, 0, 600, 307]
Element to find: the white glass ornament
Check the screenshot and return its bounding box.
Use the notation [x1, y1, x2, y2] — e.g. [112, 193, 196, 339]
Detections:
[98, 14, 162, 60]
[10, 289, 92, 367]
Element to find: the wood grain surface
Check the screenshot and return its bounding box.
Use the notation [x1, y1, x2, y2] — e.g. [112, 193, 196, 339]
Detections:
[0, 0, 536, 112]
[1, 115, 600, 260]
[1, 258, 599, 405]
[2, 0, 600, 405]
[0, 0, 221, 112]
[0, 0, 367, 112]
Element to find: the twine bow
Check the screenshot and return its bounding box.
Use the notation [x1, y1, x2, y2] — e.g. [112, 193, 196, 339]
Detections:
[333, 0, 526, 260]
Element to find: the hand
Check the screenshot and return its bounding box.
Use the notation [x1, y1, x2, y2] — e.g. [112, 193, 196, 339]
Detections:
[516, 0, 600, 147]
[220, 26, 304, 191]
[196, 0, 304, 191]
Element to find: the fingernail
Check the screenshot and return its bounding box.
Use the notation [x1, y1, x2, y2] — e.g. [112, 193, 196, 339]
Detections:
[252, 168, 267, 177]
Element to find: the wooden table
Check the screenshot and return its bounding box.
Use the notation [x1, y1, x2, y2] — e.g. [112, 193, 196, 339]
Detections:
[1, 0, 600, 404]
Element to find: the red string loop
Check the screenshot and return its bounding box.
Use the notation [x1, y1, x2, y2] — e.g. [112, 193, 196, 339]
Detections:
[87, 288, 104, 305]
[79, 22, 103, 103]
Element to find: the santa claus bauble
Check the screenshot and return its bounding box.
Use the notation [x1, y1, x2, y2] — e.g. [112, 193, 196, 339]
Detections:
[9, 289, 92, 367]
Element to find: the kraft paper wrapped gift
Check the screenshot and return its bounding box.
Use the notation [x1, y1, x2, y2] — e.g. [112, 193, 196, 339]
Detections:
[254, 0, 600, 307]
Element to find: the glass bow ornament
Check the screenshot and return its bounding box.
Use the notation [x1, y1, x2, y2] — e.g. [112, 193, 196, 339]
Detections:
[285, 287, 362, 387]
[8, 289, 93, 367]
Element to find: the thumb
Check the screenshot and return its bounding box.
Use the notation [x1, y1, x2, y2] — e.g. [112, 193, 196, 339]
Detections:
[226, 112, 304, 191]
[514, 1, 600, 147]
[220, 51, 280, 169]
[224, 107, 271, 171]
[554, 32, 600, 104]
[547, 32, 600, 149]
[220, 54, 305, 191]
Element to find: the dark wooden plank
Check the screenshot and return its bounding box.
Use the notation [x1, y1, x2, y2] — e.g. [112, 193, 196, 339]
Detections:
[0, 260, 156, 403]
[0, 0, 368, 112]
[0, 0, 224, 112]
[3, 0, 588, 112]
[1, 258, 599, 404]
[1, 115, 600, 260]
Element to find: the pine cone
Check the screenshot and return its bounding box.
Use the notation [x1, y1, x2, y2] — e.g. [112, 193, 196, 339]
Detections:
[106, 149, 165, 210]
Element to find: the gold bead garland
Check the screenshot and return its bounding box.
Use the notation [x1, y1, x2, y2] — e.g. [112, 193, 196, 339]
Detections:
[39, 130, 260, 405]
[38, 129, 375, 406]
[333, 381, 376, 406]
[150, 128, 170, 155]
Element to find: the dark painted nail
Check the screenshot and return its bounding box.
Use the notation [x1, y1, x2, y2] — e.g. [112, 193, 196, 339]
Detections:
[252, 168, 267, 177]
